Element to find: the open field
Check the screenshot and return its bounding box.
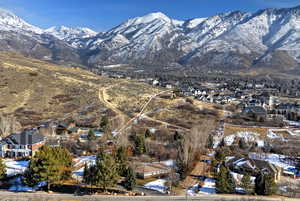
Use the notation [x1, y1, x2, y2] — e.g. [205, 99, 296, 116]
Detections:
[224, 124, 269, 138]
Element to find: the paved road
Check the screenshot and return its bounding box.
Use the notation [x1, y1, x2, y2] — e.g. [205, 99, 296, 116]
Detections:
[0, 191, 296, 201]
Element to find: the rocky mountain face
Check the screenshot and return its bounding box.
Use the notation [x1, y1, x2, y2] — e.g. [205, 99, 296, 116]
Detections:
[1, 6, 300, 70]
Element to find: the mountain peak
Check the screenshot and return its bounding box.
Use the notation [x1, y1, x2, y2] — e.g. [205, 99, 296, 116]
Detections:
[0, 8, 43, 34]
[45, 26, 97, 40]
[0, 8, 15, 18]
[132, 12, 171, 24]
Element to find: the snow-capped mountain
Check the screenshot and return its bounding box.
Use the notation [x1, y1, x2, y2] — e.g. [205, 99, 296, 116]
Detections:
[45, 26, 97, 40]
[84, 7, 300, 69]
[0, 8, 81, 66]
[0, 8, 43, 34]
[1, 6, 300, 70]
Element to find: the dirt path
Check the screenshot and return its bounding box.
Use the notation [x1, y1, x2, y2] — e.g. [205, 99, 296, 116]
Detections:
[114, 90, 191, 135]
[98, 82, 128, 131]
[98, 85, 190, 136]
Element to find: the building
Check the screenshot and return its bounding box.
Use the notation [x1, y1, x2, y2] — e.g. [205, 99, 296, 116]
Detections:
[135, 162, 171, 179]
[0, 130, 45, 158]
[243, 106, 267, 120]
[226, 156, 282, 182]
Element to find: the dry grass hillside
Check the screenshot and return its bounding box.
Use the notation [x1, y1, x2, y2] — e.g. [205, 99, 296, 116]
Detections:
[0, 52, 220, 132]
[0, 52, 118, 126]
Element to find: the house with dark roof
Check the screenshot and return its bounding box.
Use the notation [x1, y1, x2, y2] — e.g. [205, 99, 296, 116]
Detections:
[0, 130, 45, 158]
[242, 106, 267, 120]
[226, 156, 282, 182]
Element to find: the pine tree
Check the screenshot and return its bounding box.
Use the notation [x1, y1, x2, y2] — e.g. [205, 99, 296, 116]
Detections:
[124, 167, 136, 191]
[264, 173, 277, 195]
[87, 129, 96, 141]
[0, 158, 6, 180]
[93, 152, 119, 191]
[115, 146, 128, 176]
[24, 146, 73, 191]
[216, 165, 229, 193]
[241, 173, 253, 194]
[215, 149, 226, 162]
[83, 163, 91, 185]
[226, 168, 236, 194]
[133, 134, 146, 155]
[255, 171, 278, 195]
[100, 116, 109, 130]
[145, 129, 151, 138]
[216, 165, 236, 194]
[238, 138, 248, 150]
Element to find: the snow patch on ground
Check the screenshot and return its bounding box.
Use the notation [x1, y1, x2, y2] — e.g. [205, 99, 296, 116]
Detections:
[72, 155, 96, 178]
[223, 131, 263, 147]
[187, 178, 216, 196]
[9, 177, 46, 192]
[249, 153, 295, 170]
[161, 160, 175, 168]
[5, 160, 29, 177]
[144, 179, 167, 193]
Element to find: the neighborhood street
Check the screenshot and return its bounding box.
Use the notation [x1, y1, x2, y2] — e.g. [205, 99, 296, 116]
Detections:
[0, 191, 296, 201]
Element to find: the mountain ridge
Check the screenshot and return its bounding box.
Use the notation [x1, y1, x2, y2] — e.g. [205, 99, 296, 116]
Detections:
[0, 6, 300, 70]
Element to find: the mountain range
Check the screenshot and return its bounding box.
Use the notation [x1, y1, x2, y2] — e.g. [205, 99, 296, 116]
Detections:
[1, 6, 300, 70]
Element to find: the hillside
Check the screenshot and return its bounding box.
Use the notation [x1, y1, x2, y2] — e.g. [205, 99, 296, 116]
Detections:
[0, 52, 113, 126]
[0, 52, 219, 130]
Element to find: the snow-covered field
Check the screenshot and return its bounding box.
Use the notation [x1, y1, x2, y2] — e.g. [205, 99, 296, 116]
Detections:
[5, 160, 29, 177]
[144, 179, 167, 193]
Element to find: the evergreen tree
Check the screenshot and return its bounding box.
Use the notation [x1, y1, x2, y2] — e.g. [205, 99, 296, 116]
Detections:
[83, 163, 91, 185]
[255, 172, 277, 195]
[255, 172, 265, 195]
[92, 152, 119, 191]
[238, 138, 248, 150]
[215, 149, 227, 162]
[174, 131, 182, 141]
[264, 173, 277, 195]
[241, 173, 253, 194]
[145, 129, 151, 138]
[100, 116, 109, 130]
[207, 134, 214, 149]
[24, 146, 73, 191]
[216, 165, 235, 194]
[0, 158, 6, 180]
[87, 129, 96, 141]
[133, 134, 146, 155]
[115, 146, 128, 176]
[124, 167, 136, 191]
[226, 168, 236, 194]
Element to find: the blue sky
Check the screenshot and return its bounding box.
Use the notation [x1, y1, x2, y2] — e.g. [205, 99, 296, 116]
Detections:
[0, 0, 300, 31]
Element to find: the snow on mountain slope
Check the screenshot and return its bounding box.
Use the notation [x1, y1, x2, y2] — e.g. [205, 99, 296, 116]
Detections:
[0, 8, 43, 34]
[1, 6, 300, 69]
[45, 26, 97, 41]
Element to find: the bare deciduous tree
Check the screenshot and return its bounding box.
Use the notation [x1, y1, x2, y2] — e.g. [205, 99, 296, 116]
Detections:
[0, 114, 21, 136]
[178, 118, 217, 175]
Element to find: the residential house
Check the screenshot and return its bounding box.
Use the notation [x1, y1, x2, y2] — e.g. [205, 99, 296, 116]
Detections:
[0, 130, 45, 158]
[242, 106, 267, 120]
[135, 162, 171, 179]
[226, 156, 282, 182]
